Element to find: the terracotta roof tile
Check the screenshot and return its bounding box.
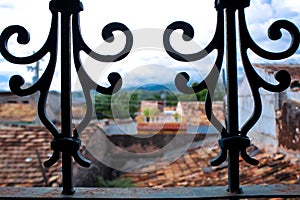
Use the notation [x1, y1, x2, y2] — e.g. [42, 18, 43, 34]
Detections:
[0, 93, 85, 124]
[0, 103, 37, 123]
[121, 145, 300, 187]
[0, 126, 61, 187]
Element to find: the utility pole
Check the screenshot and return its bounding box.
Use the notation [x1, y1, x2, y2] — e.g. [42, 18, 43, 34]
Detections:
[28, 59, 42, 125]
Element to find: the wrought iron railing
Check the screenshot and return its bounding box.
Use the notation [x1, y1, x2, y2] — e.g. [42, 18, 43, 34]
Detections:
[0, 0, 299, 197]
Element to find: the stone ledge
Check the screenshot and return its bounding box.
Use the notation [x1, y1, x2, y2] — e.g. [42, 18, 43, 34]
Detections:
[0, 185, 299, 199]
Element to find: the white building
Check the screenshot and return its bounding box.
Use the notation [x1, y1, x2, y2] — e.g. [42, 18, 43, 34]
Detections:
[238, 64, 300, 153]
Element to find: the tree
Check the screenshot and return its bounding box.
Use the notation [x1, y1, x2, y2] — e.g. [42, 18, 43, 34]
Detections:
[165, 92, 178, 106]
[111, 91, 140, 119]
[95, 94, 112, 119]
[196, 89, 208, 101]
[177, 89, 208, 102]
[95, 91, 141, 120]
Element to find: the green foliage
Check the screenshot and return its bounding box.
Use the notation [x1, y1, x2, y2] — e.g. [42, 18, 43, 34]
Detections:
[95, 94, 112, 119]
[165, 93, 178, 106]
[129, 92, 139, 118]
[196, 88, 208, 101]
[178, 89, 208, 102]
[143, 107, 160, 117]
[143, 108, 151, 117]
[95, 91, 140, 120]
[111, 92, 130, 119]
[94, 82, 224, 120]
[145, 94, 161, 101]
[96, 176, 136, 188]
[173, 112, 180, 120]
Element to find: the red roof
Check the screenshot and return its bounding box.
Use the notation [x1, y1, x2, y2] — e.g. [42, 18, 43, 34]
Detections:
[0, 125, 62, 187]
[137, 123, 188, 131]
[120, 144, 300, 187]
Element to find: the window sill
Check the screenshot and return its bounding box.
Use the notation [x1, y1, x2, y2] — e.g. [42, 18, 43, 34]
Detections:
[0, 184, 299, 199]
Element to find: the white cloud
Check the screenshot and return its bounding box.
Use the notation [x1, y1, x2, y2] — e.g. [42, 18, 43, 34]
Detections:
[244, 0, 299, 64]
[0, 0, 299, 92]
[0, 82, 9, 91]
[246, 0, 274, 24]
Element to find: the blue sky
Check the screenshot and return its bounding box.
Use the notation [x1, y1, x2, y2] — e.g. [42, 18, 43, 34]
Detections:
[0, 0, 299, 91]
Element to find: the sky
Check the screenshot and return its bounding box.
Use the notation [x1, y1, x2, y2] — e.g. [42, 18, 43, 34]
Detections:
[0, 0, 299, 92]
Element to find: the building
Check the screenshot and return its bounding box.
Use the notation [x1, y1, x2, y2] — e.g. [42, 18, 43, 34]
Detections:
[0, 91, 36, 125]
[137, 100, 188, 134]
[238, 64, 300, 156]
[0, 91, 88, 126]
[176, 101, 225, 126]
[140, 100, 164, 113]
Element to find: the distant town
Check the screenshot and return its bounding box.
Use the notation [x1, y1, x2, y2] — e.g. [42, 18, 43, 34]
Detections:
[0, 64, 300, 188]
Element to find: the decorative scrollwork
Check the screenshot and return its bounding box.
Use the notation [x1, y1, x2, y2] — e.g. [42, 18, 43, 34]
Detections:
[0, 12, 60, 138]
[164, 3, 299, 169]
[238, 9, 299, 135]
[0, 0, 133, 170]
[72, 13, 133, 139]
[0, 0, 298, 195]
[164, 10, 228, 139]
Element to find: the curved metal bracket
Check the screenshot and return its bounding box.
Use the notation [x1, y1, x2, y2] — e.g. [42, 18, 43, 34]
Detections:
[163, 0, 299, 193]
[0, 0, 133, 195]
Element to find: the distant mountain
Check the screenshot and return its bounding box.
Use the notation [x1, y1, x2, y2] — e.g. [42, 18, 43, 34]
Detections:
[125, 82, 179, 92]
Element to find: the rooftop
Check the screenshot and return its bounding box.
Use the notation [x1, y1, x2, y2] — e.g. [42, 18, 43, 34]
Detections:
[0, 103, 36, 123]
[0, 125, 61, 187]
[2, 121, 300, 188]
[120, 144, 300, 188]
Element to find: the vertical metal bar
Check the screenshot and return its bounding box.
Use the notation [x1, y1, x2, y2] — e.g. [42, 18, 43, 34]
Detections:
[60, 12, 74, 195]
[225, 8, 240, 193]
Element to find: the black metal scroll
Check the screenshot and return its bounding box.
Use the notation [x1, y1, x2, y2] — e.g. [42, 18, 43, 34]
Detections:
[0, 0, 299, 196]
[163, 0, 299, 194]
[0, 0, 132, 195]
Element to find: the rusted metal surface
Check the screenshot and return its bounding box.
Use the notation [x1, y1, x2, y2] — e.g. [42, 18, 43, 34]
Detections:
[277, 99, 300, 152]
[0, 185, 300, 199]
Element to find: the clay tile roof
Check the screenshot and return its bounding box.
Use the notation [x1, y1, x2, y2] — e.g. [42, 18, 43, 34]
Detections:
[0, 125, 62, 187]
[120, 144, 300, 188]
[0, 92, 37, 123]
[0, 103, 36, 123]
